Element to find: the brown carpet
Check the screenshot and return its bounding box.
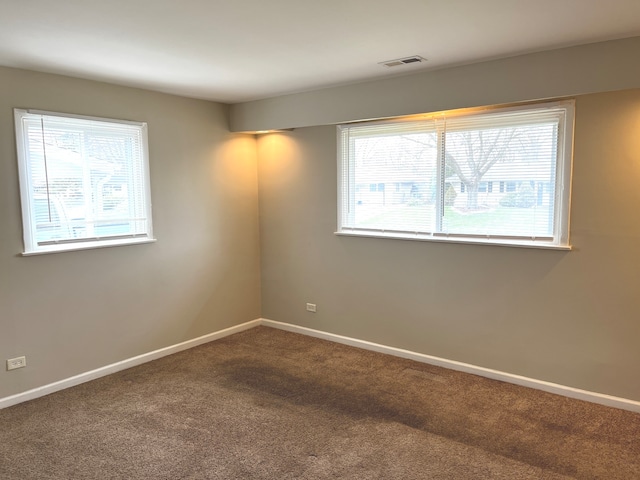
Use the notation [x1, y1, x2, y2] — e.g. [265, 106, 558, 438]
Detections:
[1, 326, 639, 479]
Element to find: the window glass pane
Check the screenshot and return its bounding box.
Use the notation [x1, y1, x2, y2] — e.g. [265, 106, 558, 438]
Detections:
[15, 109, 153, 253]
[442, 122, 557, 237]
[338, 101, 572, 247]
[351, 131, 438, 232]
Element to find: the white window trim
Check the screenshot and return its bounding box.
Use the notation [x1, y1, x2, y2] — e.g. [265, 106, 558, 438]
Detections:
[336, 101, 575, 250]
[14, 109, 156, 255]
[20, 237, 157, 256]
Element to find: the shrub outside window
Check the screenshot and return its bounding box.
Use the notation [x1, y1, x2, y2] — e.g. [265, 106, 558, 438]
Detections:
[14, 109, 155, 254]
[337, 101, 574, 249]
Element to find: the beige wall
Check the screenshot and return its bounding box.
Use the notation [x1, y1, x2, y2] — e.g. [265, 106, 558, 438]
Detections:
[3, 60, 640, 404]
[257, 89, 640, 401]
[0, 67, 261, 399]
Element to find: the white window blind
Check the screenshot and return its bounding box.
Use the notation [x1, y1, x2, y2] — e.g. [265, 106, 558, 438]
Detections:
[338, 101, 574, 248]
[14, 109, 154, 254]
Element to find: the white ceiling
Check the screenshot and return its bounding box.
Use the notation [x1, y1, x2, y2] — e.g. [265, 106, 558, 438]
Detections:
[1, 0, 640, 104]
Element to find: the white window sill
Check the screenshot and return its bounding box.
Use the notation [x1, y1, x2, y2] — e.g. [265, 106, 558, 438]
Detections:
[334, 230, 571, 251]
[21, 237, 157, 256]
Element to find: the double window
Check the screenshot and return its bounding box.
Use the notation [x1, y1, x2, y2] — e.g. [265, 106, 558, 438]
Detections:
[338, 101, 574, 249]
[14, 109, 154, 254]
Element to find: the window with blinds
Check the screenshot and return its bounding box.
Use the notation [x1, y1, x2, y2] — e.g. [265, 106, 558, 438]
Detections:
[14, 109, 154, 254]
[337, 101, 574, 248]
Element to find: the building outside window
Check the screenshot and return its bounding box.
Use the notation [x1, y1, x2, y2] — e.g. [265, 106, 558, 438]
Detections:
[337, 101, 574, 248]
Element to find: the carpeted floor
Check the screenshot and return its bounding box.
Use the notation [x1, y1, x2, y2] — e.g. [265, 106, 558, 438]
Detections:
[1, 326, 639, 479]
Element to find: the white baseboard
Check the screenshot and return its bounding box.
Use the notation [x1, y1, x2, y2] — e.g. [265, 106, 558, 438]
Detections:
[4, 317, 640, 414]
[0, 319, 261, 410]
[261, 319, 640, 414]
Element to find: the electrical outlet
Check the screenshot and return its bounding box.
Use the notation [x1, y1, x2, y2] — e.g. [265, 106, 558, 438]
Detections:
[306, 303, 317, 313]
[7, 356, 27, 371]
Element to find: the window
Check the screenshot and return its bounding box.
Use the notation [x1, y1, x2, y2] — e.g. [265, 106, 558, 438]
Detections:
[337, 101, 574, 249]
[14, 109, 154, 254]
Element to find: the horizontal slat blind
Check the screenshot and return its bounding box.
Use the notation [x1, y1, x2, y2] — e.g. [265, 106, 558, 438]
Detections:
[338, 102, 571, 246]
[340, 121, 438, 233]
[15, 110, 152, 252]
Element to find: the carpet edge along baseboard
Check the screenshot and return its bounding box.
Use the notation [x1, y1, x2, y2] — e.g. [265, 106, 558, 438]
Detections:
[2, 317, 639, 414]
[0, 319, 262, 410]
[261, 319, 640, 414]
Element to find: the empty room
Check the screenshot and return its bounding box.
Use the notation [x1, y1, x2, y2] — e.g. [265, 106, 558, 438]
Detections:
[2, 1, 640, 478]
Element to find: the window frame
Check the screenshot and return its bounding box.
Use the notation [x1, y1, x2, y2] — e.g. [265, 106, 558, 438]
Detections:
[336, 101, 574, 250]
[14, 109, 156, 255]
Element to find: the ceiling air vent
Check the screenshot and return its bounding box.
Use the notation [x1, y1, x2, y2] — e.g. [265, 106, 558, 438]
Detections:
[379, 55, 427, 68]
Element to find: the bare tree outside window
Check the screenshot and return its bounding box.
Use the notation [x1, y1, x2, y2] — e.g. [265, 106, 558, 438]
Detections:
[338, 102, 573, 247]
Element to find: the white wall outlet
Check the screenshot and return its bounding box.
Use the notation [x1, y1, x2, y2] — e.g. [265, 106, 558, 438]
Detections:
[306, 303, 317, 313]
[7, 356, 27, 371]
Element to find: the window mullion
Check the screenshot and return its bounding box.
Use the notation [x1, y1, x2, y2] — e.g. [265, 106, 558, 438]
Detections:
[435, 122, 445, 234]
[81, 129, 96, 238]
[347, 132, 356, 227]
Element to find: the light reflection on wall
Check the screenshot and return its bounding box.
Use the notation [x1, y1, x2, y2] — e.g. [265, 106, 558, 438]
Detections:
[256, 131, 302, 190]
[212, 133, 259, 197]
